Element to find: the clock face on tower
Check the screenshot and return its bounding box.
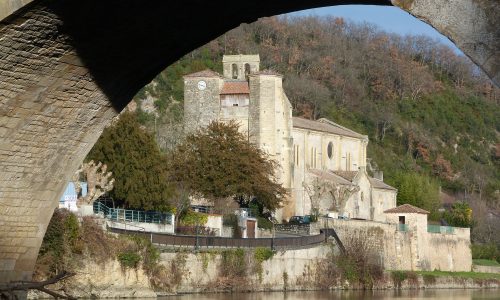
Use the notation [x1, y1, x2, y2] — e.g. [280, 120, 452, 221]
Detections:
[197, 80, 207, 90]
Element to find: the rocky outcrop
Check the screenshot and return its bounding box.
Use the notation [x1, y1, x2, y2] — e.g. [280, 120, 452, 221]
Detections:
[28, 260, 156, 299]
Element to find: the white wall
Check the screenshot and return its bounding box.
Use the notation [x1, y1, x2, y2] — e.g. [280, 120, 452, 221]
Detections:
[204, 214, 223, 236]
[106, 219, 175, 234]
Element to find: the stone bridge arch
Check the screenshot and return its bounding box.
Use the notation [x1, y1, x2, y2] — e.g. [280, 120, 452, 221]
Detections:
[0, 0, 498, 284]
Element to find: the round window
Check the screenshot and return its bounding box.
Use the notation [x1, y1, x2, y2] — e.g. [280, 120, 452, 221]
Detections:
[327, 142, 333, 159]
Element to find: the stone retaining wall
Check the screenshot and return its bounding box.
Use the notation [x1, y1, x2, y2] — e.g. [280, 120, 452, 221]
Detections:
[326, 218, 472, 272]
[473, 265, 500, 274]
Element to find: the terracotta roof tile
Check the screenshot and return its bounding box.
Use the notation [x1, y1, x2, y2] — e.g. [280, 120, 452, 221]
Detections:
[369, 177, 397, 191]
[220, 81, 249, 94]
[183, 69, 222, 78]
[293, 117, 366, 139]
[384, 204, 430, 214]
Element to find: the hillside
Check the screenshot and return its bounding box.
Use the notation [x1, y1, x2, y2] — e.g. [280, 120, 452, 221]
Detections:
[132, 16, 499, 234]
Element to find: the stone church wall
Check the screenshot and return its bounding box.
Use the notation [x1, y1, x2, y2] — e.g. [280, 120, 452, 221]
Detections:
[183, 76, 223, 133]
[248, 73, 294, 221]
[371, 188, 397, 222]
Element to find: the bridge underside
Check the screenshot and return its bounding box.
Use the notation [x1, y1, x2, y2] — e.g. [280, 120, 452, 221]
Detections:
[0, 0, 498, 284]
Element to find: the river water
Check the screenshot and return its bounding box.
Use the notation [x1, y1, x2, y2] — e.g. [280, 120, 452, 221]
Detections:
[158, 289, 500, 300]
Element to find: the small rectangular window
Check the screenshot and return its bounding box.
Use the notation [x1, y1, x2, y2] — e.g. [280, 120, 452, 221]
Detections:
[294, 145, 299, 167]
[233, 103, 239, 107]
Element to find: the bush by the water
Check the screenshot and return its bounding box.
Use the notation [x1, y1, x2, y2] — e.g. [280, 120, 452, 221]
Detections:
[35, 209, 119, 278]
[472, 243, 500, 263]
[317, 230, 384, 289]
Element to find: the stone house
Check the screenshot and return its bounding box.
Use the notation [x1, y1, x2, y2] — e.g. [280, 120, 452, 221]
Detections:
[384, 204, 471, 271]
[183, 54, 398, 222]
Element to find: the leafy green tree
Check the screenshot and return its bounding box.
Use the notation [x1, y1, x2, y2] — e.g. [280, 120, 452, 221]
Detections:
[444, 202, 473, 227]
[87, 112, 174, 212]
[169, 121, 287, 212]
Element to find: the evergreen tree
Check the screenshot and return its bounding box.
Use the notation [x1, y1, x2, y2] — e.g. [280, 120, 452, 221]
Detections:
[87, 112, 174, 212]
[389, 171, 440, 219]
[169, 121, 287, 212]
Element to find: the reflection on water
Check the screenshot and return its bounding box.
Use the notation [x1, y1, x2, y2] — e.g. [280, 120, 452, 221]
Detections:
[158, 289, 500, 300]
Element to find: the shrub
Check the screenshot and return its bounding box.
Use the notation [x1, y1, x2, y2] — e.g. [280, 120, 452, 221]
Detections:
[180, 210, 208, 226]
[443, 202, 473, 228]
[391, 271, 407, 288]
[253, 247, 273, 282]
[257, 216, 273, 230]
[36, 209, 85, 277]
[135, 236, 160, 274]
[220, 248, 246, 278]
[117, 251, 141, 269]
[254, 247, 274, 263]
[64, 213, 82, 253]
[471, 243, 500, 262]
[79, 216, 114, 263]
[330, 230, 384, 288]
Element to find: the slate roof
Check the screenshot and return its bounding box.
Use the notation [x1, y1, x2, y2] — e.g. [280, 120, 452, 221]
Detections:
[220, 81, 249, 94]
[369, 177, 397, 191]
[183, 69, 222, 78]
[332, 170, 359, 182]
[308, 169, 355, 186]
[292, 117, 366, 139]
[384, 204, 430, 215]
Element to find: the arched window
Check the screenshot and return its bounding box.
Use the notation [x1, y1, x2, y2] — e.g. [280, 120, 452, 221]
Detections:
[244, 63, 251, 79]
[327, 142, 333, 159]
[232, 63, 238, 79]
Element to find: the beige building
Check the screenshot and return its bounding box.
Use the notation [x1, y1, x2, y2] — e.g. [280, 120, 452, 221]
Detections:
[182, 54, 472, 271]
[183, 54, 397, 222]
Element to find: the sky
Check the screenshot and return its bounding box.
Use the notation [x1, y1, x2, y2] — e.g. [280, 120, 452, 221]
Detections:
[287, 5, 463, 54]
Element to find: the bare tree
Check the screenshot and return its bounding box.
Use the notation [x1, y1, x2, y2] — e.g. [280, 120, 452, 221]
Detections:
[72, 160, 114, 206]
[304, 174, 359, 216]
[331, 184, 360, 216]
[303, 177, 332, 216]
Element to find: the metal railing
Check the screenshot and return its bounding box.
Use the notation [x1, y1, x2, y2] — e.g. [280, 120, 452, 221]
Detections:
[427, 225, 454, 234]
[93, 201, 173, 224]
[109, 227, 326, 250]
[397, 224, 409, 232]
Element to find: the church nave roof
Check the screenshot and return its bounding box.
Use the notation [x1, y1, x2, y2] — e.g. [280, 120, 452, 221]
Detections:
[292, 117, 366, 139]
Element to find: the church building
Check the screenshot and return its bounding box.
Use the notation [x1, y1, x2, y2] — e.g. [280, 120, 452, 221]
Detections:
[183, 54, 397, 222]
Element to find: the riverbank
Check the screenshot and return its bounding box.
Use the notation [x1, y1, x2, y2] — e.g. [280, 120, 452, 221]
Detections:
[29, 212, 498, 298]
[28, 247, 500, 299]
